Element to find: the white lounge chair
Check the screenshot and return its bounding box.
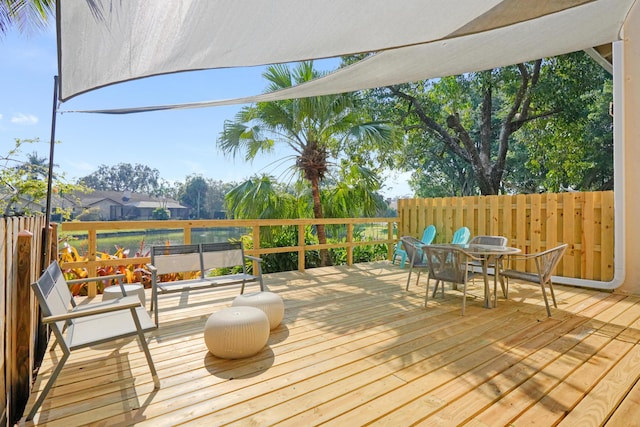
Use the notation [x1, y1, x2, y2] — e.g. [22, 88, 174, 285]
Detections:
[26, 262, 159, 421]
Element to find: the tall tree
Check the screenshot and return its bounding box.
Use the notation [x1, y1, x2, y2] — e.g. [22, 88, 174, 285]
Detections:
[78, 163, 163, 195]
[361, 51, 611, 196]
[218, 61, 394, 266]
[508, 58, 613, 192]
[178, 175, 211, 219]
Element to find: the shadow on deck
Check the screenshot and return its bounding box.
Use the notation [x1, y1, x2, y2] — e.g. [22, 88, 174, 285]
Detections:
[22, 262, 640, 426]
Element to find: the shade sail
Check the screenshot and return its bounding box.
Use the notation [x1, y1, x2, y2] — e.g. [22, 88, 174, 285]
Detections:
[57, 0, 636, 106]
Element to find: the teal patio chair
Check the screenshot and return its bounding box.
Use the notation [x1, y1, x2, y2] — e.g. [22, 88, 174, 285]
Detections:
[393, 225, 436, 268]
[452, 226, 471, 244]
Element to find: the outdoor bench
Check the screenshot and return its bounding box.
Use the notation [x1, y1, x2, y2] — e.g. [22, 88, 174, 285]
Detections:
[147, 242, 264, 325]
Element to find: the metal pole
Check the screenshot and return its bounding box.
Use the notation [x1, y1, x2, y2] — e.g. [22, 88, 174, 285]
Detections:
[43, 75, 58, 272]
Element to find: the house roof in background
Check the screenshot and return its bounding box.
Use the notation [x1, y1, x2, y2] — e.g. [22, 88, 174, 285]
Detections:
[73, 190, 187, 209]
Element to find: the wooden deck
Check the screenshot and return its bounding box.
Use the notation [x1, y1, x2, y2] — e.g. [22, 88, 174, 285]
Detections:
[22, 262, 640, 426]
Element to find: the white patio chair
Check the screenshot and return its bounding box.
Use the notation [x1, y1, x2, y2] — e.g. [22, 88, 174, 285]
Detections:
[26, 262, 160, 421]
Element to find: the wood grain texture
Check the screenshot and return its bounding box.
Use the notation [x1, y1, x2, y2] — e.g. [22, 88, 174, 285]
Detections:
[21, 262, 637, 426]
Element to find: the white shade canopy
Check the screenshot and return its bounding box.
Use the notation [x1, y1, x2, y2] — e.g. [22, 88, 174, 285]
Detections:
[57, 0, 637, 108]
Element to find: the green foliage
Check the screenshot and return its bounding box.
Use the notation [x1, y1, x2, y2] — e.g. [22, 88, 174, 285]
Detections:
[330, 228, 389, 265]
[225, 175, 303, 220]
[357, 52, 613, 196]
[151, 207, 171, 220]
[1, 138, 87, 216]
[240, 226, 385, 274]
[218, 61, 398, 266]
[244, 226, 314, 273]
[75, 207, 102, 221]
[78, 163, 173, 196]
[177, 174, 210, 218]
[1, 0, 54, 36]
[509, 66, 613, 192]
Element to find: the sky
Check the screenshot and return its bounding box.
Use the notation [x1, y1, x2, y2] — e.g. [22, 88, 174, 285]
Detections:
[1, 24, 413, 199]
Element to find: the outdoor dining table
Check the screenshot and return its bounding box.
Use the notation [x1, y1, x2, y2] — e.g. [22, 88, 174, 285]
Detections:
[430, 243, 521, 309]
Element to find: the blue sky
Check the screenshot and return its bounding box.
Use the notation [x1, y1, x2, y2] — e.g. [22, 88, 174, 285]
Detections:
[1, 24, 412, 198]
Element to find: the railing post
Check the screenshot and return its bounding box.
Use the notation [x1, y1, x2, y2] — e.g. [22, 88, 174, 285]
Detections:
[87, 229, 98, 296]
[184, 224, 192, 244]
[252, 225, 261, 273]
[11, 231, 33, 425]
[346, 223, 354, 266]
[298, 224, 305, 271]
[388, 221, 395, 260]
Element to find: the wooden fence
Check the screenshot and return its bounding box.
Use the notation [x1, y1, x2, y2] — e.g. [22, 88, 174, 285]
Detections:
[1, 215, 56, 426]
[397, 191, 615, 281]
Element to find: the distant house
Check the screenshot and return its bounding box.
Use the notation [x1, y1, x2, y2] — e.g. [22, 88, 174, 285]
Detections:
[0, 190, 46, 216]
[58, 190, 190, 221]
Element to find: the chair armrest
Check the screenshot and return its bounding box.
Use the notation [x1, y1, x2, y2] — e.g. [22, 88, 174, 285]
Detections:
[146, 264, 158, 273]
[43, 296, 142, 323]
[66, 273, 125, 285]
[245, 255, 263, 263]
[457, 248, 486, 263]
[504, 252, 543, 262]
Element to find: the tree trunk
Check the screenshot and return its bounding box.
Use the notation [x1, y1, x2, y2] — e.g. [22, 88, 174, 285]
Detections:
[310, 175, 332, 267]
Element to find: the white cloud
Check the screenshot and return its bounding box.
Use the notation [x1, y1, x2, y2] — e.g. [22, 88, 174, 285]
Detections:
[0, 113, 3, 120]
[11, 113, 39, 125]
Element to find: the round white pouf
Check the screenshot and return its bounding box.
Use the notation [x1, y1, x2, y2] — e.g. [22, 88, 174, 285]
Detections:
[204, 306, 270, 359]
[103, 283, 146, 307]
[232, 291, 284, 330]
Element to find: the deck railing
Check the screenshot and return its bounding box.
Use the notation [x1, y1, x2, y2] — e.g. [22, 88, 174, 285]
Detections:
[60, 218, 398, 296]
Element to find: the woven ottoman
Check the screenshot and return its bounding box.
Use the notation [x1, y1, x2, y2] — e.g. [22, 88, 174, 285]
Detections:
[232, 291, 284, 330]
[204, 306, 269, 359]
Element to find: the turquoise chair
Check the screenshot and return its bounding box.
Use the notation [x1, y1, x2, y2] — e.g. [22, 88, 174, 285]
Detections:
[393, 225, 436, 268]
[452, 226, 471, 244]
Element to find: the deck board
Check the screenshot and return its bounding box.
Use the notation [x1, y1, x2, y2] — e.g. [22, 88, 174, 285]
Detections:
[20, 262, 640, 426]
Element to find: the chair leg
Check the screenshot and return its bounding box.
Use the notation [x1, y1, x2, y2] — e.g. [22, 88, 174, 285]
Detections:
[405, 265, 414, 291]
[400, 253, 407, 268]
[130, 307, 160, 388]
[461, 283, 467, 316]
[152, 285, 159, 326]
[424, 277, 430, 307]
[497, 259, 508, 298]
[500, 275, 509, 299]
[415, 270, 422, 287]
[548, 280, 558, 308]
[539, 282, 552, 317]
[27, 351, 70, 421]
[432, 280, 440, 298]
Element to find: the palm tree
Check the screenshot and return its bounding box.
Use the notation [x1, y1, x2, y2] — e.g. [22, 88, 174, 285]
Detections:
[218, 61, 394, 266]
[1, 0, 54, 36]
